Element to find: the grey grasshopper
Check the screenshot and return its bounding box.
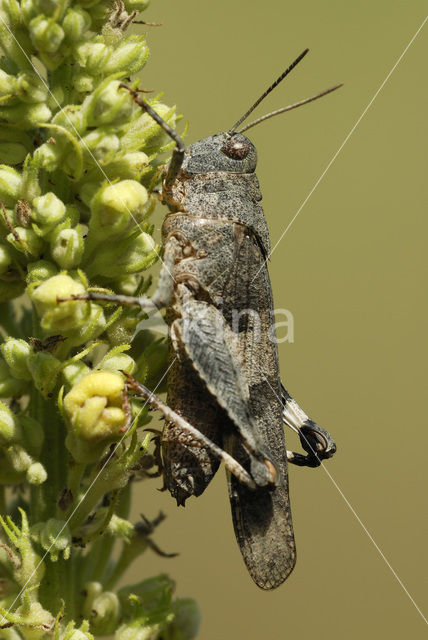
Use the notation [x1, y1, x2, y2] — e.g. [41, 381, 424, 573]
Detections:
[77, 49, 339, 589]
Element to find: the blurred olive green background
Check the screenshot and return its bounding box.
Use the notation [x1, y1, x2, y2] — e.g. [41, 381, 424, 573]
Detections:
[128, 1, 427, 638]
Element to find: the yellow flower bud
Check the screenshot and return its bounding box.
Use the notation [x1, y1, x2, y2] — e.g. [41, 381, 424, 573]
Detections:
[30, 274, 87, 332]
[64, 371, 126, 462]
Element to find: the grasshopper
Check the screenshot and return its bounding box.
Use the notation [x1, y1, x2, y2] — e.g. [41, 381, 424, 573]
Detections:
[77, 49, 339, 589]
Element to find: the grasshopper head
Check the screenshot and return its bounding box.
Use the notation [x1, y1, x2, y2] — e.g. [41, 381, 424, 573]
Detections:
[183, 132, 257, 175]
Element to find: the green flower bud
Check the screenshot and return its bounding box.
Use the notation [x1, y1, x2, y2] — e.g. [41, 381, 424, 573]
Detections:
[72, 72, 94, 94]
[16, 72, 48, 104]
[0, 401, 22, 444]
[0, 68, 17, 94]
[64, 371, 126, 463]
[62, 360, 91, 388]
[30, 274, 87, 332]
[122, 103, 176, 153]
[20, 0, 38, 23]
[32, 140, 62, 172]
[98, 352, 136, 376]
[27, 352, 61, 395]
[89, 180, 149, 240]
[118, 574, 174, 622]
[0, 0, 21, 26]
[82, 128, 120, 165]
[123, 0, 151, 10]
[29, 15, 65, 54]
[0, 358, 26, 397]
[66, 628, 93, 640]
[0, 165, 22, 206]
[85, 79, 133, 127]
[52, 104, 85, 135]
[5, 443, 32, 474]
[20, 415, 44, 457]
[0, 243, 12, 275]
[170, 598, 201, 640]
[74, 41, 110, 74]
[0, 102, 52, 128]
[0, 338, 32, 380]
[104, 35, 149, 75]
[26, 461, 47, 485]
[7, 226, 43, 257]
[26, 259, 58, 287]
[50, 226, 84, 269]
[106, 151, 149, 181]
[87, 231, 157, 278]
[62, 6, 91, 42]
[13, 602, 54, 640]
[83, 583, 120, 636]
[31, 519, 71, 561]
[32, 192, 66, 227]
[106, 315, 139, 347]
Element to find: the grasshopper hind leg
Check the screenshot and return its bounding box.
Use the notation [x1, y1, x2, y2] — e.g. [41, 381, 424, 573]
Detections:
[281, 384, 337, 467]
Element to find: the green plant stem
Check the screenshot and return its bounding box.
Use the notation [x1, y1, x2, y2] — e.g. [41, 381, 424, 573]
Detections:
[34, 392, 68, 614]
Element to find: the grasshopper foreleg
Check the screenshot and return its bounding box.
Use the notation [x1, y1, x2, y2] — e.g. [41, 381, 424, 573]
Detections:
[124, 373, 257, 491]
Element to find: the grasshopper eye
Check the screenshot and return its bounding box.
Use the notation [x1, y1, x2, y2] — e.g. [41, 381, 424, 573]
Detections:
[220, 138, 251, 160]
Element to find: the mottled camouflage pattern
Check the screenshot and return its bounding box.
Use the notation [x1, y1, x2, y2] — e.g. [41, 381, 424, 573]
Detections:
[160, 132, 296, 588]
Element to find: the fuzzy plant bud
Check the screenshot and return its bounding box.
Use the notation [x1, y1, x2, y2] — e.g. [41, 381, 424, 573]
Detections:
[89, 180, 149, 240]
[26, 259, 58, 288]
[62, 360, 91, 388]
[32, 191, 66, 227]
[0, 357, 26, 397]
[82, 583, 120, 636]
[26, 461, 47, 485]
[103, 35, 149, 75]
[0, 68, 16, 94]
[0, 165, 22, 206]
[0, 102, 52, 128]
[50, 226, 84, 269]
[170, 599, 201, 640]
[31, 519, 71, 562]
[105, 151, 149, 181]
[16, 72, 48, 103]
[64, 371, 126, 463]
[83, 79, 133, 127]
[12, 602, 54, 640]
[7, 226, 43, 257]
[62, 6, 91, 42]
[124, 0, 151, 10]
[32, 140, 63, 172]
[29, 15, 65, 54]
[0, 401, 22, 444]
[74, 41, 110, 75]
[1, 338, 32, 380]
[29, 275, 106, 347]
[122, 103, 176, 153]
[27, 352, 61, 395]
[82, 128, 120, 165]
[98, 351, 136, 377]
[86, 231, 157, 278]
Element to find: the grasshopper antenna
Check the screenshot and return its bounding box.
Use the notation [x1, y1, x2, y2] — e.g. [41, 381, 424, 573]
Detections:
[119, 84, 186, 186]
[237, 83, 343, 134]
[228, 48, 309, 135]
